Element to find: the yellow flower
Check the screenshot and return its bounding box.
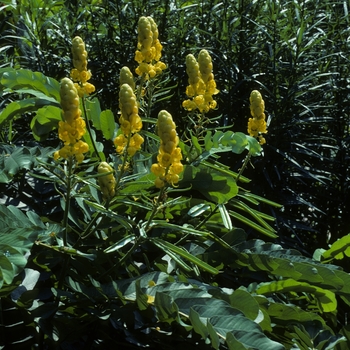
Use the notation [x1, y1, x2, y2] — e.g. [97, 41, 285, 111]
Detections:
[247, 90, 267, 145]
[151, 110, 183, 188]
[55, 78, 89, 163]
[114, 84, 144, 156]
[183, 50, 218, 113]
[97, 162, 116, 200]
[70, 36, 95, 96]
[134, 16, 166, 79]
[120, 66, 135, 90]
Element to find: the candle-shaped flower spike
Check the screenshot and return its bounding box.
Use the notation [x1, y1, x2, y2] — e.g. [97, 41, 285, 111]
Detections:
[247, 90, 268, 145]
[183, 49, 218, 113]
[54, 78, 89, 163]
[97, 162, 116, 200]
[113, 84, 144, 157]
[135, 16, 166, 80]
[151, 110, 183, 188]
[70, 36, 95, 97]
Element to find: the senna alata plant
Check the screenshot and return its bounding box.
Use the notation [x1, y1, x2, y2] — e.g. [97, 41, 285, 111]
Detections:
[5, 14, 339, 350]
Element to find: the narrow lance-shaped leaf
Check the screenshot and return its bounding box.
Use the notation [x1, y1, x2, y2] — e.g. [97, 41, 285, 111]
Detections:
[150, 237, 219, 274]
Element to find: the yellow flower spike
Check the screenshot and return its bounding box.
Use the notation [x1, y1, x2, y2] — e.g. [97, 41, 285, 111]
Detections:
[55, 78, 89, 163]
[198, 49, 213, 83]
[151, 110, 183, 188]
[119, 84, 142, 134]
[72, 36, 88, 71]
[135, 16, 166, 79]
[247, 90, 268, 144]
[97, 162, 116, 200]
[185, 54, 201, 93]
[70, 36, 95, 96]
[120, 66, 135, 90]
[183, 50, 218, 113]
[114, 84, 144, 156]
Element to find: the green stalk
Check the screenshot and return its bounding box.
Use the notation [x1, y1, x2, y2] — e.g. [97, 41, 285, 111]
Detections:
[81, 96, 101, 161]
[62, 157, 73, 247]
[235, 152, 252, 183]
[144, 186, 166, 233]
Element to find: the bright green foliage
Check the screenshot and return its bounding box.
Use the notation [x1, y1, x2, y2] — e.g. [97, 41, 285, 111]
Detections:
[0, 204, 58, 291]
[322, 234, 350, 262]
[0, 1, 350, 349]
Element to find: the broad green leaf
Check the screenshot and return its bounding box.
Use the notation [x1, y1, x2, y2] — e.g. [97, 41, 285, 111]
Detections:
[207, 320, 220, 349]
[209, 314, 284, 350]
[0, 98, 60, 127]
[135, 279, 149, 311]
[189, 307, 209, 340]
[228, 288, 260, 321]
[256, 278, 337, 312]
[322, 233, 350, 261]
[235, 240, 350, 300]
[85, 97, 102, 130]
[226, 332, 247, 350]
[229, 132, 249, 154]
[0, 145, 53, 182]
[100, 109, 116, 140]
[0, 68, 60, 100]
[30, 105, 61, 140]
[154, 291, 180, 323]
[0, 205, 55, 291]
[204, 131, 213, 151]
[181, 165, 238, 204]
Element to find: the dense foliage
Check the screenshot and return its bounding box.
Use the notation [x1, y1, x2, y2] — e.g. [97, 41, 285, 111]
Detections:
[0, 0, 350, 349]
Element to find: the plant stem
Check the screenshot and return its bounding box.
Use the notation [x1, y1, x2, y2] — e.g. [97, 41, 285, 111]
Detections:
[62, 157, 73, 247]
[144, 186, 166, 233]
[235, 152, 251, 183]
[81, 96, 101, 161]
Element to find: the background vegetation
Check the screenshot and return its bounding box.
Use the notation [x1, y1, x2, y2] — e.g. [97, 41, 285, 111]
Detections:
[1, 0, 350, 349]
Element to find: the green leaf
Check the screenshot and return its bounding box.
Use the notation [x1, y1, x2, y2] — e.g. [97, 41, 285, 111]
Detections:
[135, 279, 149, 311]
[0, 98, 60, 127]
[189, 307, 209, 340]
[209, 315, 284, 350]
[85, 97, 102, 130]
[150, 237, 219, 274]
[322, 233, 350, 261]
[0, 68, 60, 100]
[256, 278, 337, 313]
[226, 332, 247, 350]
[154, 291, 180, 323]
[229, 210, 278, 238]
[207, 319, 220, 349]
[0, 205, 55, 291]
[104, 235, 136, 254]
[0, 145, 52, 182]
[218, 204, 232, 230]
[30, 105, 61, 140]
[181, 165, 238, 204]
[100, 109, 116, 140]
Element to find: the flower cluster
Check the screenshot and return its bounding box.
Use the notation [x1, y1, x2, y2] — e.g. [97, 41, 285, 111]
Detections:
[70, 36, 95, 97]
[134, 16, 166, 80]
[182, 49, 219, 113]
[151, 110, 183, 188]
[54, 78, 89, 163]
[97, 162, 116, 200]
[120, 66, 135, 90]
[114, 84, 144, 157]
[247, 90, 268, 145]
